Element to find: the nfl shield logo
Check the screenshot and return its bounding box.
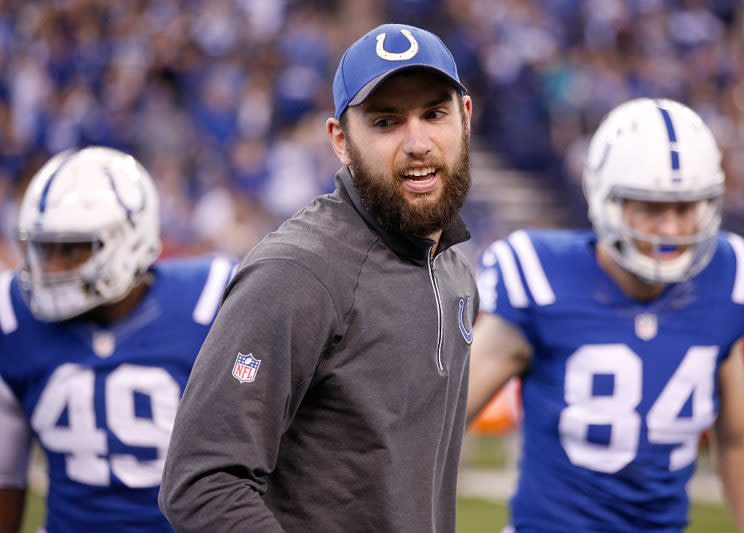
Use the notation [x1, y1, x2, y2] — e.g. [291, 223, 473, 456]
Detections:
[232, 352, 261, 383]
[635, 313, 658, 341]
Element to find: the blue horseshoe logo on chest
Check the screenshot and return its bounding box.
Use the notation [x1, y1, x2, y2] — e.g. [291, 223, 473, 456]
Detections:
[458, 296, 473, 345]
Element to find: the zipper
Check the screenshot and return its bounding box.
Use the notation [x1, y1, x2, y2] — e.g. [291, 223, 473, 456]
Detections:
[427, 246, 444, 372]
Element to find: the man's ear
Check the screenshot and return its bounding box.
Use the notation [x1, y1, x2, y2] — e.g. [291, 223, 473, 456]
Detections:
[462, 95, 473, 135]
[326, 117, 352, 166]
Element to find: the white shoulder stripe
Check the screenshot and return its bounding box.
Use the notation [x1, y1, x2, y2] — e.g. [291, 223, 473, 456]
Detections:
[493, 241, 529, 308]
[193, 257, 233, 325]
[726, 233, 744, 304]
[476, 269, 498, 312]
[0, 271, 18, 335]
[508, 230, 555, 306]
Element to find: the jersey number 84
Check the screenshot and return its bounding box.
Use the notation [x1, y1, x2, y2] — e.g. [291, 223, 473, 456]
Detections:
[559, 344, 716, 473]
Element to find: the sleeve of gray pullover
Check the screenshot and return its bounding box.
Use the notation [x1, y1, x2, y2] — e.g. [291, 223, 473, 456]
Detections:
[159, 258, 338, 532]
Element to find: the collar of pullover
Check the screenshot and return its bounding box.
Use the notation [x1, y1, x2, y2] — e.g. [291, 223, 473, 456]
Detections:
[336, 167, 471, 266]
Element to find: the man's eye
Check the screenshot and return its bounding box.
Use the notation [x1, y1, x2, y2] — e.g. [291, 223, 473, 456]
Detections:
[372, 118, 394, 128]
[643, 205, 661, 215]
[60, 244, 92, 259]
[425, 109, 446, 120]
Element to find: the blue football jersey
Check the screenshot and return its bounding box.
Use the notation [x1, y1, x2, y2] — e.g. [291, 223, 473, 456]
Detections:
[0, 255, 234, 533]
[477, 229, 744, 532]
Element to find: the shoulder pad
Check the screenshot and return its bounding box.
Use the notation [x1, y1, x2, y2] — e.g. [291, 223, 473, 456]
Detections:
[725, 233, 744, 304]
[0, 272, 18, 335]
[193, 256, 235, 325]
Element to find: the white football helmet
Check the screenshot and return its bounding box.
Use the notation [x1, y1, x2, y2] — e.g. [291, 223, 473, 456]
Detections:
[583, 98, 724, 283]
[17, 147, 161, 321]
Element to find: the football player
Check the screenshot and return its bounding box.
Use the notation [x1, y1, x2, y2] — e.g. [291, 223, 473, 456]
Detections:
[468, 98, 744, 531]
[0, 147, 234, 532]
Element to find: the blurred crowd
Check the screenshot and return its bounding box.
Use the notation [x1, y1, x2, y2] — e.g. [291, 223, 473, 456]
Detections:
[0, 0, 743, 268]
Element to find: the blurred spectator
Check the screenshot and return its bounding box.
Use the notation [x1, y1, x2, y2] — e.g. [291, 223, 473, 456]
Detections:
[2, 0, 744, 269]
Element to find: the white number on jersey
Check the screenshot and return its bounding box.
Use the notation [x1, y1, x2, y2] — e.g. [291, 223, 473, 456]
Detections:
[31, 364, 108, 484]
[558, 344, 717, 474]
[559, 345, 642, 473]
[647, 347, 718, 470]
[31, 363, 180, 487]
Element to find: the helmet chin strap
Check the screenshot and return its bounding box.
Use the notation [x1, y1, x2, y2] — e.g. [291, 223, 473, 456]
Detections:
[91, 269, 153, 308]
[616, 238, 694, 285]
[30, 280, 99, 322]
[82, 273, 153, 324]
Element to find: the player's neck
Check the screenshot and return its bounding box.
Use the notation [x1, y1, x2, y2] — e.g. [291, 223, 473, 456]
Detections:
[81, 278, 152, 325]
[596, 244, 666, 301]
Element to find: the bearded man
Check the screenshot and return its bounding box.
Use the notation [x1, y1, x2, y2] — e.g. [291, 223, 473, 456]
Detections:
[159, 23, 479, 533]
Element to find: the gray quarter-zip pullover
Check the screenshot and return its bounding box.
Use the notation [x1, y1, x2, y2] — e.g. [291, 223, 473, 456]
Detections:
[159, 167, 478, 532]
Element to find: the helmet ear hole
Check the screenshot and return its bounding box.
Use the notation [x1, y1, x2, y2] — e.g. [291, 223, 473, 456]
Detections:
[582, 98, 723, 284]
[16, 147, 161, 321]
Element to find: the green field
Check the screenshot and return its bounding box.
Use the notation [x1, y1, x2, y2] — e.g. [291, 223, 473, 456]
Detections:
[23, 492, 735, 532]
[455, 498, 736, 533]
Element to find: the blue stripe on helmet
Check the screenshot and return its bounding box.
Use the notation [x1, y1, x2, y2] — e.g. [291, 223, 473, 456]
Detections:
[39, 151, 76, 213]
[104, 166, 133, 222]
[656, 102, 681, 173]
[104, 165, 146, 223]
[670, 151, 680, 170]
[595, 140, 613, 173]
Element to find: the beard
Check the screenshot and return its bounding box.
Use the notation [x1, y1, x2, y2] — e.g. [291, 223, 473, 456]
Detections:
[346, 128, 471, 237]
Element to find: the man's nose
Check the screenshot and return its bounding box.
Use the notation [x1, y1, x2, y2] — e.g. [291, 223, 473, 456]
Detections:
[41, 247, 86, 273]
[655, 208, 685, 236]
[402, 118, 432, 158]
[43, 252, 75, 273]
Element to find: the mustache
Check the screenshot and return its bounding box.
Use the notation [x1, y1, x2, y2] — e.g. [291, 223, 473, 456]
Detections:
[346, 130, 471, 237]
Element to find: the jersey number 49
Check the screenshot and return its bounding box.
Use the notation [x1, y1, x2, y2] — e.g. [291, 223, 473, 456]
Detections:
[31, 363, 180, 487]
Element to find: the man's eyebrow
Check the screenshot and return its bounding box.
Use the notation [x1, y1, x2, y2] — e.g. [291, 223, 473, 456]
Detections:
[362, 91, 454, 115]
[424, 92, 455, 108]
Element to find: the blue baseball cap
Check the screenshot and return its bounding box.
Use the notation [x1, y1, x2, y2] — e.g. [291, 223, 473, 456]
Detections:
[333, 23, 466, 118]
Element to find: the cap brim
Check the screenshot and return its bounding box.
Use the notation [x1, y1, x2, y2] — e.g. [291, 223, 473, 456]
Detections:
[348, 64, 467, 108]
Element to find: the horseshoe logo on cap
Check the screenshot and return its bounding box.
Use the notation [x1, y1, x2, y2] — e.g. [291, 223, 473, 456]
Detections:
[376, 29, 419, 61]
